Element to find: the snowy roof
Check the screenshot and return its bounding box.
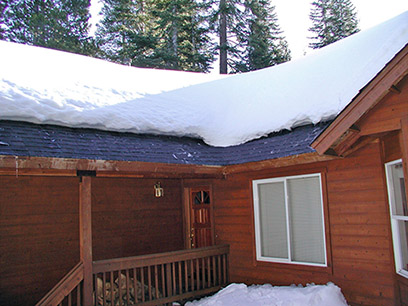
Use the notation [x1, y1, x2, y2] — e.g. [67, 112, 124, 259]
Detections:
[1, 12, 408, 147]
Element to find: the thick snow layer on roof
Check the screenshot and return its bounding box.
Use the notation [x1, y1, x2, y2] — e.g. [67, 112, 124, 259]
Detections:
[183, 283, 348, 306]
[1, 12, 408, 147]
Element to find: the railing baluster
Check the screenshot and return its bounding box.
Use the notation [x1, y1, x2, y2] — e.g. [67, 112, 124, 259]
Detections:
[126, 269, 130, 305]
[223, 254, 227, 284]
[196, 258, 200, 290]
[207, 257, 211, 288]
[155, 265, 159, 300]
[133, 268, 137, 304]
[110, 271, 114, 306]
[148, 266, 152, 300]
[161, 264, 166, 298]
[201, 257, 206, 289]
[93, 274, 96, 306]
[178, 261, 182, 294]
[102, 272, 106, 306]
[184, 260, 188, 293]
[165, 263, 172, 298]
[118, 270, 122, 306]
[141, 267, 145, 302]
[217, 255, 221, 286]
[77, 282, 81, 306]
[211, 256, 217, 287]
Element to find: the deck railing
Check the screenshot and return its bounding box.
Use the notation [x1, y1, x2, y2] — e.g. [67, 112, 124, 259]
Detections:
[92, 244, 229, 306]
[35, 261, 84, 306]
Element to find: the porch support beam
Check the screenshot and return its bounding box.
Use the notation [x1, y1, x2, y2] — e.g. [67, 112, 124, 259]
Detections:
[400, 117, 408, 206]
[79, 176, 93, 306]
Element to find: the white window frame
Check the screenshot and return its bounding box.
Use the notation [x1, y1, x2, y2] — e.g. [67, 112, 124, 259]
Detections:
[385, 159, 408, 278]
[252, 173, 327, 267]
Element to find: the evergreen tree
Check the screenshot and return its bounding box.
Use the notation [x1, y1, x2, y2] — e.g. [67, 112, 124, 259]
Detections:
[232, 0, 290, 73]
[149, 0, 215, 71]
[211, 0, 247, 74]
[0, 1, 7, 39]
[97, 0, 215, 72]
[309, 0, 359, 49]
[0, 0, 95, 55]
[96, 0, 155, 66]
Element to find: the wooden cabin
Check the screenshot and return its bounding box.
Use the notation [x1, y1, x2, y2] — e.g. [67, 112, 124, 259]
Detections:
[1, 14, 408, 306]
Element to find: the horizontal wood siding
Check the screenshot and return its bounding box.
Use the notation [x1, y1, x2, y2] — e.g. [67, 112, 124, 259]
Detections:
[358, 76, 408, 137]
[213, 143, 396, 305]
[0, 176, 80, 306]
[92, 178, 184, 261]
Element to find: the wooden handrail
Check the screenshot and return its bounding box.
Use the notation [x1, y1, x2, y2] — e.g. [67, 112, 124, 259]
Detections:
[93, 244, 229, 273]
[35, 261, 84, 306]
[93, 245, 229, 305]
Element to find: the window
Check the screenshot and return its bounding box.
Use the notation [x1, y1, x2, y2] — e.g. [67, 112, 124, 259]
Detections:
[252, 173, 327, 266]
[386, 159, 408, 277]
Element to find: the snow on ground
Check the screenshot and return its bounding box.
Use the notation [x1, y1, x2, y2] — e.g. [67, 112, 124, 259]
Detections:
[183, 283, 348, 306]
[1, 12, 408, 147]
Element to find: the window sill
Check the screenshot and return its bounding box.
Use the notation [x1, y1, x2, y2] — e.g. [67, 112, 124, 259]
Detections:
[253, 258, 333, 274]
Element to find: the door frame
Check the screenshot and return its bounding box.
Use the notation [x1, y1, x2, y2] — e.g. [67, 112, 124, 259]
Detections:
[182, 182, 215, 249]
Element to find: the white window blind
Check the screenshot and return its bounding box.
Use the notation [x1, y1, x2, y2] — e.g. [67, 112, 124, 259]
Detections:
[386, 159, 408, 278]
[253, 173, 326, 266]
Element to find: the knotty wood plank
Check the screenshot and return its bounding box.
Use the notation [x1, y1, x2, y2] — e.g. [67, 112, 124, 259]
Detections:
[0, 155, 223, 177]
[79, 176, 93, 306]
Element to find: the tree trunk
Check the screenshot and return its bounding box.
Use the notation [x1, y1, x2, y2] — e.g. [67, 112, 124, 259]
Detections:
[219, 0, 227, 74]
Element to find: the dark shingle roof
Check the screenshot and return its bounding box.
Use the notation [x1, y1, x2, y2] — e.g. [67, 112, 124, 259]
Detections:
[0, 120, 330, 166]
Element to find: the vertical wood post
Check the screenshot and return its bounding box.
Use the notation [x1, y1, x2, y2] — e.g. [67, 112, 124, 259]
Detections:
[79, 176, 93, 306]
[166, 263, 172, 297]
[400, 117, 408, 204]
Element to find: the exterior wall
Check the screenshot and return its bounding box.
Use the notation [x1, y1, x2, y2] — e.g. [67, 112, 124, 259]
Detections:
[0, 176, 80, 306]
[357, 76, 408, 138]
[213, 142, 396, 305]
[0, 176, 184, 305]
[383, 131, 407, 305]
[92, 177, 184, 261]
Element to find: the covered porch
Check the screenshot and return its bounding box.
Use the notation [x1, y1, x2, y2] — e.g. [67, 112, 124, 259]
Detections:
[0, 155, 229, 306]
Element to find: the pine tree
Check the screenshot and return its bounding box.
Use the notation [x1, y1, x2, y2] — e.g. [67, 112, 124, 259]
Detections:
[149, 0, 215, 71]
[0, 1, 7, 39]
[97, 0, 215, 72]
[211, 0, 247, 74]
[1, 0, 95, 55]
[96, 0, 154, 66]
[309, 0, 359, 49]
[232, 0, 290, 73]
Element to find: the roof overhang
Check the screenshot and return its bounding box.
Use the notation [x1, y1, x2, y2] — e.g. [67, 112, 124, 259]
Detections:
[312, 44, 408, 156]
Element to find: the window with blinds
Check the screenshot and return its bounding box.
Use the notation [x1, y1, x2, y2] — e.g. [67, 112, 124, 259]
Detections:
[385, 159, 408, 278]
[253, 173, 327, 266]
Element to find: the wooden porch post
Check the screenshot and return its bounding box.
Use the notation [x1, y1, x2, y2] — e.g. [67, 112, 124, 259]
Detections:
[79, 176, 93, 306]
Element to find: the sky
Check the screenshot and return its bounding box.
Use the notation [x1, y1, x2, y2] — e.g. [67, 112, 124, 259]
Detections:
[273, 0, 408, 59]
[90, 0, 408, 61]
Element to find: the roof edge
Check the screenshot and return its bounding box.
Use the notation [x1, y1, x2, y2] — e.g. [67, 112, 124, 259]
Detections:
[222, 152, 338, 175]
[312, 43, 408, 155]
[0, 155, 223, 179]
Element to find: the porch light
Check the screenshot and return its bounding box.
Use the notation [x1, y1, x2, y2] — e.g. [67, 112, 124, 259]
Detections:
[154, 182, 164, 197]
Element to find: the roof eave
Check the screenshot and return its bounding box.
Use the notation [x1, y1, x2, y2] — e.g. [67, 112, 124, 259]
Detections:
[311, 43, 408, 155]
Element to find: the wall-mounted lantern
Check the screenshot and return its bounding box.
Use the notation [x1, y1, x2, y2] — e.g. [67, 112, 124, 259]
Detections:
[154, 182, 164, 198]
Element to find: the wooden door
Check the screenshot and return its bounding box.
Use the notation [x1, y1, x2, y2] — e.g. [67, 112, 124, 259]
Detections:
[189, 188, 213, 248]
